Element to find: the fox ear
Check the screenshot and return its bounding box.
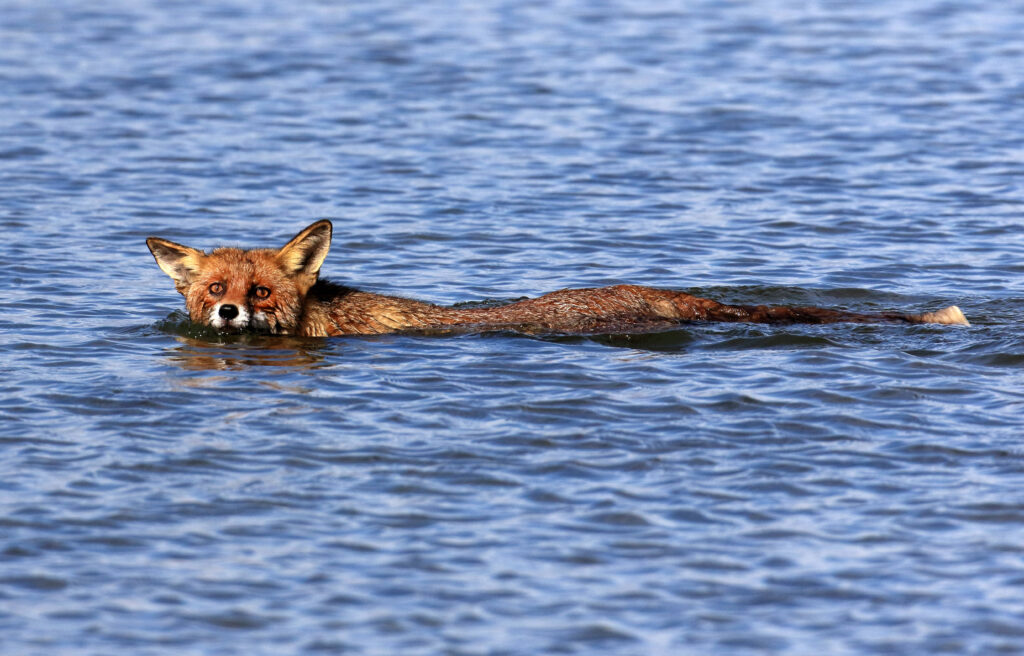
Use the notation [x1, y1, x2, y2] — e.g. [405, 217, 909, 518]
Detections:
[277, 220, 332, 281]
[147, 237, 205, 288]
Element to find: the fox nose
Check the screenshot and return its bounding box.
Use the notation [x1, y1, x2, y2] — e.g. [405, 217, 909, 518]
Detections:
[218, 304, 239, 320]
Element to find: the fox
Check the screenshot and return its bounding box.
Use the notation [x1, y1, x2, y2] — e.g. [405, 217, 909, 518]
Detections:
[146, 219, 969, 337]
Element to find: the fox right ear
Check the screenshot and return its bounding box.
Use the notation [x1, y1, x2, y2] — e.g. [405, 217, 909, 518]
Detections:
[146, 237, 205, 288]
[277, 220, 332, 281]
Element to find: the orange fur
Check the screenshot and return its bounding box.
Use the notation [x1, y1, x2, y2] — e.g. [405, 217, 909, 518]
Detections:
[147, 220, 969, 336]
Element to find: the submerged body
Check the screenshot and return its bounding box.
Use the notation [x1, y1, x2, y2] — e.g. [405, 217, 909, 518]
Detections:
[300, 281, 963, 336]
[147, 220, 969, 337]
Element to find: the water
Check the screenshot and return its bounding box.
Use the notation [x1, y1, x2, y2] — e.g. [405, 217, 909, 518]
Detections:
[2, 1, 1024, 654]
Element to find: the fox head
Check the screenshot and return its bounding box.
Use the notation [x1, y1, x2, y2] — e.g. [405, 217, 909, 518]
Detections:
[147, 220, 332, 334]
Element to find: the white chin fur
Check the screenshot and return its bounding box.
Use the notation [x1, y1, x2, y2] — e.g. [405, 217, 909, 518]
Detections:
[251, 311, 272, 332]
[209, 303, 251, 331]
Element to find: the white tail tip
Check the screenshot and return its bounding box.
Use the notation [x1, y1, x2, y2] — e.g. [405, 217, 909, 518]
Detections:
[918, 305, 969, 326]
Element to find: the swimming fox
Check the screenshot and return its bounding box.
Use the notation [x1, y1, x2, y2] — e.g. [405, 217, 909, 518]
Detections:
[146, 220, 969, 336]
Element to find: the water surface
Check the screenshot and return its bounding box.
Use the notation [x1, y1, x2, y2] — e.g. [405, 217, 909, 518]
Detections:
[2, 1, 1024, 654]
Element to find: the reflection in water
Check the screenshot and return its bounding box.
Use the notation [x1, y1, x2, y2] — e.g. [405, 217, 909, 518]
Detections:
[155, 310, 334, 370]
[165, 334, 333, 371]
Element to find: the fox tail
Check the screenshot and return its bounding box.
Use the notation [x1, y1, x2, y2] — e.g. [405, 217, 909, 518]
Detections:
[915, 305, 970, 326]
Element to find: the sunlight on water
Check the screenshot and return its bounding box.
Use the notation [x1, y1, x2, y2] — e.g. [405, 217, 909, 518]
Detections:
[2, 1, 1024, 654]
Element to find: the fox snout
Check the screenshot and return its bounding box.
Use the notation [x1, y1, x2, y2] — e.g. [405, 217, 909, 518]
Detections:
[210, 302, 251, 332]
[207, 301, 276, 333]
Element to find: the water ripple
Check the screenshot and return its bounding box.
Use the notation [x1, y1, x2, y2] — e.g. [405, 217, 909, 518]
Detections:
[3, 1, 1024, 654]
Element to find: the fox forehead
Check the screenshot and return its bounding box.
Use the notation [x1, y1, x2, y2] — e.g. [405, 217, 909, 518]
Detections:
[197, 248, 293, 285]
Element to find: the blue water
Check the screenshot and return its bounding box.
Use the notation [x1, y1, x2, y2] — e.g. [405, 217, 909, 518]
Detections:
[3, 1, 1024, 654]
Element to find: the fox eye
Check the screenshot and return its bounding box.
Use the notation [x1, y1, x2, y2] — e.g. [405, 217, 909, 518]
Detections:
[208, 282, 224, 295]
[254, 286, 271, 299]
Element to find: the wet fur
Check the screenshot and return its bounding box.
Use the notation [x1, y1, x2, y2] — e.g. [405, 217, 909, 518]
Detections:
[147, 220, 969, 337]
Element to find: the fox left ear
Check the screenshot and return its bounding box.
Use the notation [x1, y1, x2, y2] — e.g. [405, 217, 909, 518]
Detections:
[277, 220, 332, 284]
[146, 237, 205, 291]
